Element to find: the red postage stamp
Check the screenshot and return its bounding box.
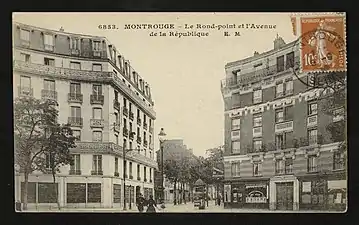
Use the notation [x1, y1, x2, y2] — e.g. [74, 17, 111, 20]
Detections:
[299, 15, 346, 73]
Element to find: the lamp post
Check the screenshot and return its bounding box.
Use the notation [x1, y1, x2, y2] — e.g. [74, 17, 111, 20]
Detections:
[158, 128, 166, 204]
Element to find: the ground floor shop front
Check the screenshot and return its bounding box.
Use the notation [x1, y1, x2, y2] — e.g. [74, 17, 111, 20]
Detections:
[223, 173, 346, 211]
[15, 174, 154, 210]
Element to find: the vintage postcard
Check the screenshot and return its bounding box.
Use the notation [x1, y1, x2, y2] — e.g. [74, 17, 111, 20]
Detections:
[12, 12, 347, 213]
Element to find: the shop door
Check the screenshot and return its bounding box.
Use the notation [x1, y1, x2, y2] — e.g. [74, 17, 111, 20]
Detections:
[276, 182, 293, 210]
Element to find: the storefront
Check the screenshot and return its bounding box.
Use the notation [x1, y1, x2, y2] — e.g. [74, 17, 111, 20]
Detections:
[223, 179, 269, 209]
[298, 172, 346, 211]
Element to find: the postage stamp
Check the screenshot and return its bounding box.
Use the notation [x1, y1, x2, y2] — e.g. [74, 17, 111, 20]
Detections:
[298, 15, 347, 73]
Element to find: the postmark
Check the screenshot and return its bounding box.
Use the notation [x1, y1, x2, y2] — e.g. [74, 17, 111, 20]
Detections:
[298, 15, 347, 73]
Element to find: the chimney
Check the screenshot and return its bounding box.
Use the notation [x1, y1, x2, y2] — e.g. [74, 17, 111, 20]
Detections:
[254, 51, 259, 56]
[274, 33, 286, 50]
[59, 27, 64, 32]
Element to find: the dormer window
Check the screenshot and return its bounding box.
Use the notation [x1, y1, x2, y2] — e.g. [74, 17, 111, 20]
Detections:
[20, 29, 30, 46]
[44, 34, 54, 51]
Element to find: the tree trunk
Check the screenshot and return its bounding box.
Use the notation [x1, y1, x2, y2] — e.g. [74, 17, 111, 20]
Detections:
[52, 170, 61, 210]
[173, 180, 177, 205]
[22, 170, 29, 210]
[206, 184, 209, 207]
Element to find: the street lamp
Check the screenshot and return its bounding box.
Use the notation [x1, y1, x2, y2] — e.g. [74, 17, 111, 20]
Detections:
[158, 128, 166, 204]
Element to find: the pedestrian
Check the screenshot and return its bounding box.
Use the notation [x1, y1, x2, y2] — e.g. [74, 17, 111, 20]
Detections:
[146, 195, 159, 213]
[217, 195, 221, 206]
[136, 193, 146, 213]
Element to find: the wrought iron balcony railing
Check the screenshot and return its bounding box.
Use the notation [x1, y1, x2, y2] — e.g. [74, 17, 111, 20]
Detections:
[123, 127, 129, 137]
[149, 127, 154, 134]
[41, 89, 57, 101]
[143, 122, 148, 130]
[113, 100, 121, 110]
[129, 131, 134, 140]
[18, 86, 33, 97]
[68, 117, 83, 127]
[91, 170, 103, 175]
[129, 111, 134, 120]
[123, 107, 128, 117]
[114, 172, 120, 177]
[137, 118, 142, 126]
[137, 136, 142, 144]
[69, 169, 81, 175]
[90, 119, 105, 128]
[68, 93, 83, 103]
[114, 123, 120, 133]
[90, 94, 104, 105]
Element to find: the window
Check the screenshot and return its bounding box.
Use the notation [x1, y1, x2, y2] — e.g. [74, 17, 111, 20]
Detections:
[276, 83, 284, 97]
[114, 90, 118, 101]
[285, 106, 293, 120]
[70, 38, 80, 50]
[275, 109, 284, 123]
[129, 162, 133, 177]
[44, 79, 55, 91]
[253, 89, 262, 104]
[87, 183, 101, 203]
[67, 183, 86, 203]
[252, 162, 262, 176]
[92, 64, 102, 71]
[123, 118, 127, 129]
[129, 122, 133, 133]
[70, 154, 81, 171]
[129, 102, 132, 113]
[20, 76, 31, 92]
[124, 160, 127, 176]
[308, 129, 318, 145]
[232, 118, 240, 130]
[38, 183, 58, 203]
[115, 157, 119, 173]
[286, 52, 295, 69]
[44, 34, 54, 47]
[308, 156, 318, 172]
[21, 182, 36, 203]
[115, 134, 119, 145]
[44, 57, 55, 66]
[129, 142, 133, 150]
[137, 127, 140, 136]
[70, 106, 81, 118]
[275, 133, 285, 149]
[308, 102, 318, 115]
[20, 29, 30, 41]
[333, 152, 345, 170]
[92, 155, 102, 172]
[137, 164, 140, 179]
[253, 139, 262, 152]
[70, 83, 81, 94]
[285, 158, 293, 174]
[143, 166, 147, 181]
[92, 131, 102, 142]
[73, 130, 81, 141]
[231, 162, 240, 177]
[93, 84, 102, 95]
[137, 109, 140, 118]
[123, 98, 127, 107]
[144, 131, 146, 141]
[20, 53, 30, 62]
[285, 80, 294, 95]
[93, 41, 101, 51]
[70, 62, 81, 70]
[276, 55, 285, 72]
[275, 159, 285, 174]
[93, 108, 102, 119]
[113, 184, 121, 203]
[144, 114, 147, 123]
[253, 114, 262, 127]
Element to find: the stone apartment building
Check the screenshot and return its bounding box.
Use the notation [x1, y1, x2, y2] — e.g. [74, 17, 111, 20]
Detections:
[220, 35, 346, 211]
[13, 22, 157, 210]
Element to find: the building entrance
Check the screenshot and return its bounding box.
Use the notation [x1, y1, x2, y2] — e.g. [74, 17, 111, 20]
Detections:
[276, 182, 294, 210]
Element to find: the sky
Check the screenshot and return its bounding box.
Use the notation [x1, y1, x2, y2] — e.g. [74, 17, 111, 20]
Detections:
[13, 12, 296, 157]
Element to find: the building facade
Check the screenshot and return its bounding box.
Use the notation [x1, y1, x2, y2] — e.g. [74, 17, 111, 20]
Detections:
[221, 36, 346, 211]
[13, 22, 157, 210]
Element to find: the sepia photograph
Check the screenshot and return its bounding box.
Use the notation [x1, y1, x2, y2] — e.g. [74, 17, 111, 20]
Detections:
[12, 12, 347, 213]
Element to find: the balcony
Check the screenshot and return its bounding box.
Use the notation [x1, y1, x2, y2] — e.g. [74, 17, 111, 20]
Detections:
[114, 172, 120, 177]
[129, 175, 133, 179]
[123, 107, 128, 117]
[114, 123, 120, 133]
[91, 170, 103, 175]
[68, 93, 83, 103]
[275, 120, 293, 133]
[129, 131, 134, 140]
[308, 166, 318, 173]
[253, 97, 262, 104]
[307, 115, 317, 127]
[41, 89, 57, 101]
[144, 178, 147, 182]
[18, 86, 33, 97]
[93, 50, 102, 57]
[90, 94, 104, 105]
[143, 122, 148, 130]
[137, 118, 142, 126]
[144, 140, 148, 147]
[253, 127, 262, 137]
[149, 127, 153, 134]
[129, 111, 134, 121]
[137, 176, 141, 181]
[90, 119, 104, 128]
[285, 167, 293, 174]
[71, 49, 80, 55]
[137, 136, 142, 144]
[231, 130, 240, 140]
[150, 179, 153, 183]
[69, 170, 81, 175]
[275, 168, 285, 175]
[68, 117, 83, 127]
[285, 89, 294, 96]
[44, 44, 54, 51]
[123, 127, 129, 137]
[113, 100, 121, 110]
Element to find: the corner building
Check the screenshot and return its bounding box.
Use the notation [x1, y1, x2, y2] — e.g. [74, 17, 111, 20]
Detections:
[13, 22, 157, 209]
[220, 36, 346, 211]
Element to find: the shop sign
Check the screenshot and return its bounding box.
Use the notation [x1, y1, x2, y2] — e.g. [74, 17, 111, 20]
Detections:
[302, 182, 311, 193]
[246, 191, 267, 203]
[245, 184, 266, 189]
[327, 180, 347, 190]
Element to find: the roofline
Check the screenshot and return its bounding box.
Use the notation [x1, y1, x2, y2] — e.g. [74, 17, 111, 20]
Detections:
[225, 40, 297, 69]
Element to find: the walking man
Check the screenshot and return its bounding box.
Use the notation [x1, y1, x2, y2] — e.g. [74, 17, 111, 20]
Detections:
[136, 193, 146, 213]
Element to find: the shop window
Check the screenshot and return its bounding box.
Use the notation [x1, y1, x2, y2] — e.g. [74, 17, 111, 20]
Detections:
[21, 182, 37, 203]
[232, 141, 240, 154]
[113, 184, 121, 203]
[67, 183, 86, 203]
[231, 187, 242, 203]
[87, 183, 101, 203]
[38, 183, 58, 203]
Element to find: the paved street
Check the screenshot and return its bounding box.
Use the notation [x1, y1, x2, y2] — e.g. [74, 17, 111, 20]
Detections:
[21, 200, 343, 213]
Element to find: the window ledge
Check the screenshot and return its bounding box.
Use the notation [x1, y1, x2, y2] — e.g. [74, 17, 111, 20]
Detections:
[253, 174, 263, 177]
[333, 168, 345, 172]
[307, 171, 319, 174]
